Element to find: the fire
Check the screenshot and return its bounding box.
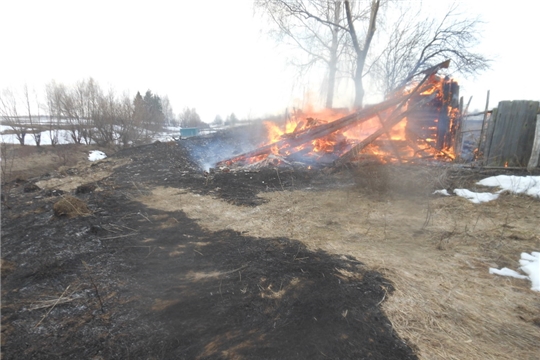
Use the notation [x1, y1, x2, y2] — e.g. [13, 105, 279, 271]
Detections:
[265, 122, 286, 144]
[221, 71, 461, 169]
[420, 74, 444, 96]
[259, 110, 414, 165]
[262, 108, 352, 159]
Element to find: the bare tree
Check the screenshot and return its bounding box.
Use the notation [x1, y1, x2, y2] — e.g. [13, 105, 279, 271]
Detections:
[161, 95, 176, 127]
[257, 1, 490, 109]
[257, 0, 382, 109]
[0, 88, 26, 145]
[0, 141, 15, 183]
[373, 4, 490, 95]
[344, 0, 380, 108]
[116, 93, 142, 147]
[91, 89, 119, 146]
[22, 85, 42, 147]
[45, 82, 84, 144]
[48, 78, 98, 145]
[79, 78, 101, 144]
[44, 79, 171, 147]
[45, 81, 64, 146]
[1, 140, 17, 208]
[179, 108, 203, 128]
[65, 78, 100, 145]
[256, 0, 358, 108]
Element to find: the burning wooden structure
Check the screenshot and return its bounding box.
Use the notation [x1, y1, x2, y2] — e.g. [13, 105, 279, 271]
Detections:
[217, 60, 464, 169]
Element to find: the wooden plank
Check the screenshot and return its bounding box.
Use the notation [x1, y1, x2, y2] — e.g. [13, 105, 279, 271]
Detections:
[504, 101, 529, 165]
[476, 90, 490, 155]
[464, 111, 490, 118]
[486, 101, 513, 166]
[515, 102, 539, 166]
[482, 106, 498, 164]
[498, 101, 521, 165]
[527, 114, 540, 170]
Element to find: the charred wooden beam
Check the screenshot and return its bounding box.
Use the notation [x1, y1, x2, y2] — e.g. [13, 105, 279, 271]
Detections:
[337, 92, 438, 163]
[216, 94, 407, 166]
[394, 60, 451, 95]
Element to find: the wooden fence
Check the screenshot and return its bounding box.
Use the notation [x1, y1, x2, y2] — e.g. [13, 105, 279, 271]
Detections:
[480, 100, 540, 168]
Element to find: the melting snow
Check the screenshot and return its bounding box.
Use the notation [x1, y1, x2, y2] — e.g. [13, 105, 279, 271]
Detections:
[434, 175, 540, 292]
[438, 175, 540, 204]
[88, 150, 107, 161]
[453, 189, 499, 203]
[477, 175, 540, 198]
[433, 189, 451, 196]
[490, 252, 540, 292]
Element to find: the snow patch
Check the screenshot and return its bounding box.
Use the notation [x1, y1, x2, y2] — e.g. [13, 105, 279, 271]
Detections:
[445, 176, 540, 204]
[489, 252, 540, 292]
[453, 189, 499, 203]
[433, 189, 451, 196]
[477, 175, 540, 198]
[88, 150, 107, 161]
[488, 267, 528, 280]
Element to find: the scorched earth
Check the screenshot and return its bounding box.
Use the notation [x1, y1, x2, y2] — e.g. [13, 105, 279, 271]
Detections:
[1, 127, 539, 359]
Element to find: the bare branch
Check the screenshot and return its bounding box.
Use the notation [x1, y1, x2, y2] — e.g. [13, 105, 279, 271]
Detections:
[372, 3, 491, 95]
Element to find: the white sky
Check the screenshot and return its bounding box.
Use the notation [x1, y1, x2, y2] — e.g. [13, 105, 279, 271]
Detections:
[1, 0, 539, 121]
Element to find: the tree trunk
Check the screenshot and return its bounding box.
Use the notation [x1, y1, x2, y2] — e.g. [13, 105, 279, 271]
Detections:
[326, 1, 342, 109]
[17, 132, 26, 146]
[353, 57, 365, 109]
[345, 0, 380, 109]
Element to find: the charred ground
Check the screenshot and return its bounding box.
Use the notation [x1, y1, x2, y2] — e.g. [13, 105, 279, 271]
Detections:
[2, 132, 420, 359]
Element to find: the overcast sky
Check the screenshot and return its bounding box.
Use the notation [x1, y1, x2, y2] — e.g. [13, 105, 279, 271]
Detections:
[1, 0, 539, 122]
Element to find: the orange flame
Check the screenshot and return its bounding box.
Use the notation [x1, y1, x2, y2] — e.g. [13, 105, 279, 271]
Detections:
[241, 75, 460, 166]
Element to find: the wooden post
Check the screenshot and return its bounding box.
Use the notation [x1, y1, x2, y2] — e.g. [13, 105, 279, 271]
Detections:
[465, 96, 472, 114]
[477, 90, 490, 156]
[483, 106, 498, 165]
[527, 114, 540, 170]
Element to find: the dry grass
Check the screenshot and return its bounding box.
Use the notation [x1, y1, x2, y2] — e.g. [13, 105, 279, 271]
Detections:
[35, 157, 129, 192]
[139, 166, 540, 359]
[1, 144, 110, 183]
[380, 262, 540, 360]
[53, 195, 92, 218]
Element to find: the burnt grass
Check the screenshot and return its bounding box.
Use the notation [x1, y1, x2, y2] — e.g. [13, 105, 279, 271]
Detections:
[0, 132, 424, 359]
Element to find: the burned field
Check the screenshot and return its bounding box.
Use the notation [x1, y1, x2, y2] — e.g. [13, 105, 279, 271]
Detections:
[2, 124, 540, 359]
[2, 138, 417, 359]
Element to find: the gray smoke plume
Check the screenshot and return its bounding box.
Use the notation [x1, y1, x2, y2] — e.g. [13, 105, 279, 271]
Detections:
[180, 125, 268, 171]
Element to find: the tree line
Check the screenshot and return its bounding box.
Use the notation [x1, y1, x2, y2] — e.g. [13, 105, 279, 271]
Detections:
[0, 78, 214, 147]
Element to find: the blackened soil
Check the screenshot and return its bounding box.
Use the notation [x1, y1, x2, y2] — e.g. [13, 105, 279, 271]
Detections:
[104, 138, 342, 206]
[1, 138, 417, 359]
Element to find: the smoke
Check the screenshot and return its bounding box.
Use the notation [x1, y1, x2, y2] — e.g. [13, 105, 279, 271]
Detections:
[180, 125, 267, 171]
